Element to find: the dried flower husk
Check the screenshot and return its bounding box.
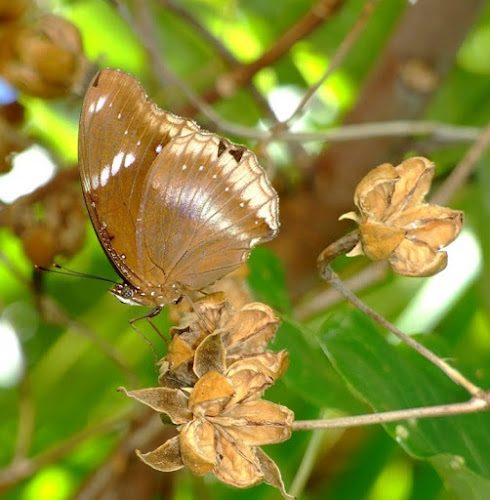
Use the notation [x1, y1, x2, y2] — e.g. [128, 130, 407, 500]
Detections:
[121, 349, 293, 498]
[0, 115, 29, 173]
[1, 181, 86, 266]
[159, 293, 281, 388]
[341, 157, 463, 277]
[0, 0, 30, 22]
[0, 14, 89, 98]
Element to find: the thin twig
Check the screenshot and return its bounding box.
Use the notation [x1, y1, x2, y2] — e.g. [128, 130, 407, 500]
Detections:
[38, 295, 138, 388]
[292, 394, 490, 431]
[177, 0, 345, 116]
[13, 376, 35, 460]
[113, 0, 232, 128]
[0, 408, 132, 489]
[322, 267, 484, 398]
[432, 119, 490, 205]
[163, 0, 276, 120]
[290, 409, 344, 498]
[73, 413, 165, 500]
[281, 0, 381, 129]
[294, 261, 388, 320]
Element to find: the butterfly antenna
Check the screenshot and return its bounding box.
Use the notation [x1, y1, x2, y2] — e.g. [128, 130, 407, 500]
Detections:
[35, 263, 118, 284]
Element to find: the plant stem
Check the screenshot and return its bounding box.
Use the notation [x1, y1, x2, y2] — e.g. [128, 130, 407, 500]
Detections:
[292, 395, 490, 431]
[321, 266, 485, 398]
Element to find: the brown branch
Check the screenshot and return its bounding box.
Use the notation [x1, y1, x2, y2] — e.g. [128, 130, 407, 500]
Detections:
[432, 119, 490, 206]
[179, 0, 345, 116]
[164, 0, 276, 119]
[280, 0, 381, 129]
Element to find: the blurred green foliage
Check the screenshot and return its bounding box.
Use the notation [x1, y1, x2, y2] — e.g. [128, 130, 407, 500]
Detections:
[1, 1, 490, 499]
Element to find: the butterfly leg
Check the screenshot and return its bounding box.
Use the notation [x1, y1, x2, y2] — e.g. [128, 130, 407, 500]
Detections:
[128, 306, 164, 364]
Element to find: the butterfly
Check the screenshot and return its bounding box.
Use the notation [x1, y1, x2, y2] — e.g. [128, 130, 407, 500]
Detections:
[78, 68, 279, 318]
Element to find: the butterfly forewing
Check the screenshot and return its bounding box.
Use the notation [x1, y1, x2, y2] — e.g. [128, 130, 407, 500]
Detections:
[79, 68, 279, 305]
[138, 133, 279, 291]
[79, 69, 199, 288]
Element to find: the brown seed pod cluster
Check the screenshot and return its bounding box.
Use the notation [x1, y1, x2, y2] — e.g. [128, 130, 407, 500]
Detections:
[340, 156, 463, 277]
[1, 179, 86, 267]
[121, 293, 294, 498]
[0, 5, 89, 98]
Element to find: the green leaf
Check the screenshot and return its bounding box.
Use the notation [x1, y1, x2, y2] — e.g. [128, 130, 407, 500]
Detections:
[248, 247, 291, 313]
[275, 316, 362, 413]
[318, 309, 490, 497]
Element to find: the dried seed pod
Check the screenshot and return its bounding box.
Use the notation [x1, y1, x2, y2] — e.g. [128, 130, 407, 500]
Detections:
[341, 157, 463, 277]
[0, 14, 89, 98]
[0, 0, 30, 22]
[121, 294, 293, 498]
[122, 350, 292, 497]
[3, 181, 86, 266]
[159, 294, 281, 388]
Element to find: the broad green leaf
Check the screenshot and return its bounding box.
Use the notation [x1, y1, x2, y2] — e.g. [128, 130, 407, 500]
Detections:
[248, 247, 291, 313]
[318, 309, 490, 497]
[275, 316, 362, 414]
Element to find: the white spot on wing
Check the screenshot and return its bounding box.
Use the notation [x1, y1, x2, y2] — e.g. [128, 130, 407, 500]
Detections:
[100, 165, 110, 187]
[117, 112, 122, 119]
[124, 153, 135, 168]
[155, 144, 162, 153]
[88, 102, 95, 113]
[199, 165, 204, 171]
[92, 174, 99, 190]
[182, 165, 187, 171]
[95, 96, 107, 113]
[111, 152, 124, 176]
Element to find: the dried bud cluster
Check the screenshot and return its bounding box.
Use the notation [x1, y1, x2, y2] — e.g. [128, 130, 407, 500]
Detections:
[341, 157, 463, 276]
[0, 102, 29, 173]
[0, 12, 89, 98]
[1, 182, 86, 266]
[121, 293, 293, 498]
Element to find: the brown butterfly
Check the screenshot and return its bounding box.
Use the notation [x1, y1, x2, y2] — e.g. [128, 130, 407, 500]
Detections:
[78, 68, 279, 318]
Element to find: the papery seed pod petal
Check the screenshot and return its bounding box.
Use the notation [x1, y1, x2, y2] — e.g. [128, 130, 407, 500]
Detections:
[188, 371, 233, 416]
[255, 448, 294, 500]
[222, 303, 279, 357]
[226, 351, 289, 384]
[136, 436, 184, 472]
[119, 386, 191, 424]
[389, 238, 448, 277]
[390, 204, 463, 249]
[359, 221, 405, 261]
[354, 163, 398, 220]
[180, 420, 216, 475]
[194, 331, 226, 378]
[214, 434, 262, 488]
[167, 334, 194, 369]
[345, 239, 364, 257]
[193, 292, 229, 333]
[224, 352, 289, 405]
[339, 211, 360, 223]
[408, 215, 462, 249]
[387, 157, 434, 216]
[219, 400, 293, 445]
